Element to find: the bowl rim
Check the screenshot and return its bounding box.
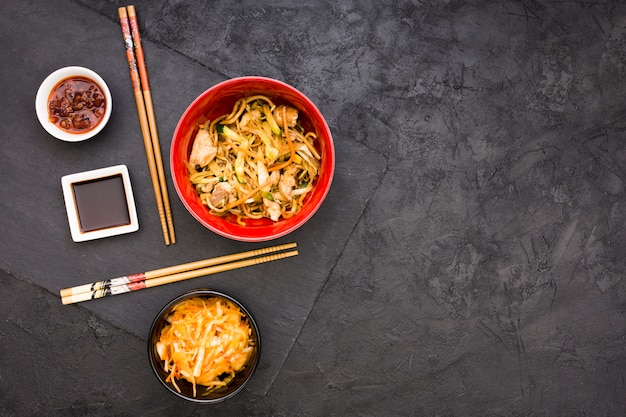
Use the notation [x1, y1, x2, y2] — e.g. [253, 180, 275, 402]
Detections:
[35, 66, 113, 142]
[148, 288, 261, 403]
[170, 76, 335, 242]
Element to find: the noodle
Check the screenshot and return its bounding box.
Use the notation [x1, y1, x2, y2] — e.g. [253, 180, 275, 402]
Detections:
[186, 95, 321, 222]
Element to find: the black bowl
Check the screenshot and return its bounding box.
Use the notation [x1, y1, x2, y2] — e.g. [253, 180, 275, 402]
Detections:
[148, 289, 260, 402]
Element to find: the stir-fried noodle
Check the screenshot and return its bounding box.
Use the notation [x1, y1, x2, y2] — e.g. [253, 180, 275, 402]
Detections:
[186, 95, 321, 224]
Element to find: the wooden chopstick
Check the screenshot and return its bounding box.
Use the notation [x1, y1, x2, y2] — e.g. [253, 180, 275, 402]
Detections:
[126, 5, 175, 244]
[60, 242, 296, 297]
[60, 242, 298, 305]
[118, 6, 174, 245]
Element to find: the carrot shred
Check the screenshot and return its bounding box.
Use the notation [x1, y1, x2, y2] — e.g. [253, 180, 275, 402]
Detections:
[157, 297, 254, 396]
[268, 106, 295, 172]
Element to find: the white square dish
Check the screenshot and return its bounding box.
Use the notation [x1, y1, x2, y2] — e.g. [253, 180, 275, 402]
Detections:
[61, 165, 139, 242]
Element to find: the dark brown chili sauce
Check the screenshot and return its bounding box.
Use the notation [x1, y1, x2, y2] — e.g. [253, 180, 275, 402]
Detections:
[47, 76, 106, 133]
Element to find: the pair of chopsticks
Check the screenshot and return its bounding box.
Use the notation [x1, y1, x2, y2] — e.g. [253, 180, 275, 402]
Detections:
[118, 6, 175, 245]
[60, 242, 298, 305]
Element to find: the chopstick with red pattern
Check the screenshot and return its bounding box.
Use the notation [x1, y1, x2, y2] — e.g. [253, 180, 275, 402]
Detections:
[127, 5, 176, 244]
[118, 6, 175, 245]
[59, 243, 298, 305]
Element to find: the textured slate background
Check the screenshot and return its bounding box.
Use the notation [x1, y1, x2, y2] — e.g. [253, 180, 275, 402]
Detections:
[0, 0, 384, 397]
[1, 0, 625, 416]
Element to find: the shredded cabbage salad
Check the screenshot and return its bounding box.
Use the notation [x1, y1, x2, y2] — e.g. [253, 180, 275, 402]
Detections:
[156, 296, 254, 396]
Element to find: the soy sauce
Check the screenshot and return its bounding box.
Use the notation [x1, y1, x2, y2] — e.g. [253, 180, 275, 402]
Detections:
[71, 174, 130, 232]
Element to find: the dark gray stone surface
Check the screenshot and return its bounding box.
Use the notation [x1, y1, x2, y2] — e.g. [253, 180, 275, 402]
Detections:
[0, 0, 384, 398]
[1, 0, 625, 416]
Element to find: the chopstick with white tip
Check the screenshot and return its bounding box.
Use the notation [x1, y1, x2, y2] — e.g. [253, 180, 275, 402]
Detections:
[60, 242, 298, 305]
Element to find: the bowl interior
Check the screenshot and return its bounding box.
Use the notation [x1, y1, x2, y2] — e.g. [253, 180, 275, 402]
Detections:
[148, 289, 260, 403]
[170, 77, 335, 241]
[35, 66, 112, 142]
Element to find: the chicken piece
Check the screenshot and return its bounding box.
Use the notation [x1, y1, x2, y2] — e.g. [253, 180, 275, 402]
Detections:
[189, 129, 217, 167]
[273, 105, 298, 127]
[278, 170, 297, 200]
[240, 109, 261, 127]
[208, 182, 234, 207]
[270, 170, 280, 186]
[200, 182, 213, 193]
[263, 198, 282, 221]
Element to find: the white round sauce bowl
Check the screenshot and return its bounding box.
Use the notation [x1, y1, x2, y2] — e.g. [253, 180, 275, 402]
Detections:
[35, 66, 112, 142]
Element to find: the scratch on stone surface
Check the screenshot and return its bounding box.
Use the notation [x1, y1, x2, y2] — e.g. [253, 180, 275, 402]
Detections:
[477, 318, 507, 349]
[7, 317, 31, 335]
[552, 218, 579, 263]
[591, 12, 606, 37]
[586, 149, 626, 187]
[549, 280, 557, 312]
[514, 0, 542, 25]
[297, 338, 326, 376]
[584, 225, 599, 251]
[514, 319, 531, 400]
[459, 63, 465, 95]
[517, 236, 532, 268]
[420, 251, 434, 264]
[327, 380, 389, 391]
[395, 353, 414, 373]
[426, 187, 439, 216]
[581, 128, 609, 147]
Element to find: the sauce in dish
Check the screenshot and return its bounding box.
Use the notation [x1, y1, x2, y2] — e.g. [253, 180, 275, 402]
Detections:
[71, 174, 131, 232]
[48, 76, 107, 133]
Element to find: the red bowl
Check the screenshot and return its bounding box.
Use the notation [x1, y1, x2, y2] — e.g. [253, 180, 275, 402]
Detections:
[170, 77, 335, 242]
